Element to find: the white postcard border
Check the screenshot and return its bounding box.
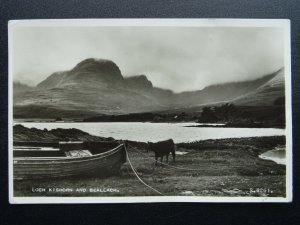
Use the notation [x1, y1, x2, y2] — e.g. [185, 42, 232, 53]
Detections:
[8, 19, 292, 204]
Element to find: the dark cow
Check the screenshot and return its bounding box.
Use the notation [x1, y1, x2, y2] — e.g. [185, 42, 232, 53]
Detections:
[147, 139, 176, 165]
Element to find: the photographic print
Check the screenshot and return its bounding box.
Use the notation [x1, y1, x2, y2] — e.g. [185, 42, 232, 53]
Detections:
[8, 19, 292, 203]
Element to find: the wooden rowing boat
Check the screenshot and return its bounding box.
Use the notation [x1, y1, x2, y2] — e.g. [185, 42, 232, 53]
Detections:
[13, 141, 127, 179]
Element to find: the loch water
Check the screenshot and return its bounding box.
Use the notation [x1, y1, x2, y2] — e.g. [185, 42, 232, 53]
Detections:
[17, 122, 285, 143]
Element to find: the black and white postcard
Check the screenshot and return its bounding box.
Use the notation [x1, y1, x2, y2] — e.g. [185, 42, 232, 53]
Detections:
[8, 19, 292, 203]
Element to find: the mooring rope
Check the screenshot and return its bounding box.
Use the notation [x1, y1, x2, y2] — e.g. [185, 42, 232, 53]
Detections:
[127, 143, 216, 171]
[124, 144, 164, 196]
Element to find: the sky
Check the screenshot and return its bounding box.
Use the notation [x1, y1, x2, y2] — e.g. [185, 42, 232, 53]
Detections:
[12, 25, 285, 92]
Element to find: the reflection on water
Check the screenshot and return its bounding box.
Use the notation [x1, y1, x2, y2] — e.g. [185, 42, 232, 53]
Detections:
[259, 146, 286, 165]
[16, 122, 285, 143]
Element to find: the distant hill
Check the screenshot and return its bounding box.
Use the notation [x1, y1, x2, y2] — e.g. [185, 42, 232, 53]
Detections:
[174, 69, 282, 107]
[233, 68, 285, 106]
[13, 82, 35, 106]
[13, 82, 34, 94]
[13, 58, 285, 119]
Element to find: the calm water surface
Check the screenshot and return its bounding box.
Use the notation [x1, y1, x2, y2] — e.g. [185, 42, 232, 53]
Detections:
[259, 146, 286, 165]
[17, 122, 285, 143]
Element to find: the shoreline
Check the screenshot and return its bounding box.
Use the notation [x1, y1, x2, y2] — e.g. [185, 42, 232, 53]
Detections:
[13, 120, 285, 129]
[186, 124, 285, 129]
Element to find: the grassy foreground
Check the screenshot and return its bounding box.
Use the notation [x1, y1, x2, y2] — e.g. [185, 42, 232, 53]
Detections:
[14, 132, 286, 197]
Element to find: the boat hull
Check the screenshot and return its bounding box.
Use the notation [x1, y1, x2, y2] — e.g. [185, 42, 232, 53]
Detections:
[13, 144, 126, 179]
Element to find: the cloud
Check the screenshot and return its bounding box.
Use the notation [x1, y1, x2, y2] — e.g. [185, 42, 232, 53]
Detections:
[12, 25, 284, 92]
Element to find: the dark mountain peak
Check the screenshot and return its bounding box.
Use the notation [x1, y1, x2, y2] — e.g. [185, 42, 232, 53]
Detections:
[125, 74, 153, 89]
[126, 74, 151, 82]
[37, 58, 124, 89]
[71, 58, 122, 78]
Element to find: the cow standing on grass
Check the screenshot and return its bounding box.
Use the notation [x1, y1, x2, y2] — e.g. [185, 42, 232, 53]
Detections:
[147, 139, 176, 165]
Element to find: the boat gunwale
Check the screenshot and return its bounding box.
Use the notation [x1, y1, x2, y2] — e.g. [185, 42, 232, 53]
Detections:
[13, 144, 125, 165]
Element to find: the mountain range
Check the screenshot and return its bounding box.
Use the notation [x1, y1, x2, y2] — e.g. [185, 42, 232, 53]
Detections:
[13, 58, 285, 119]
